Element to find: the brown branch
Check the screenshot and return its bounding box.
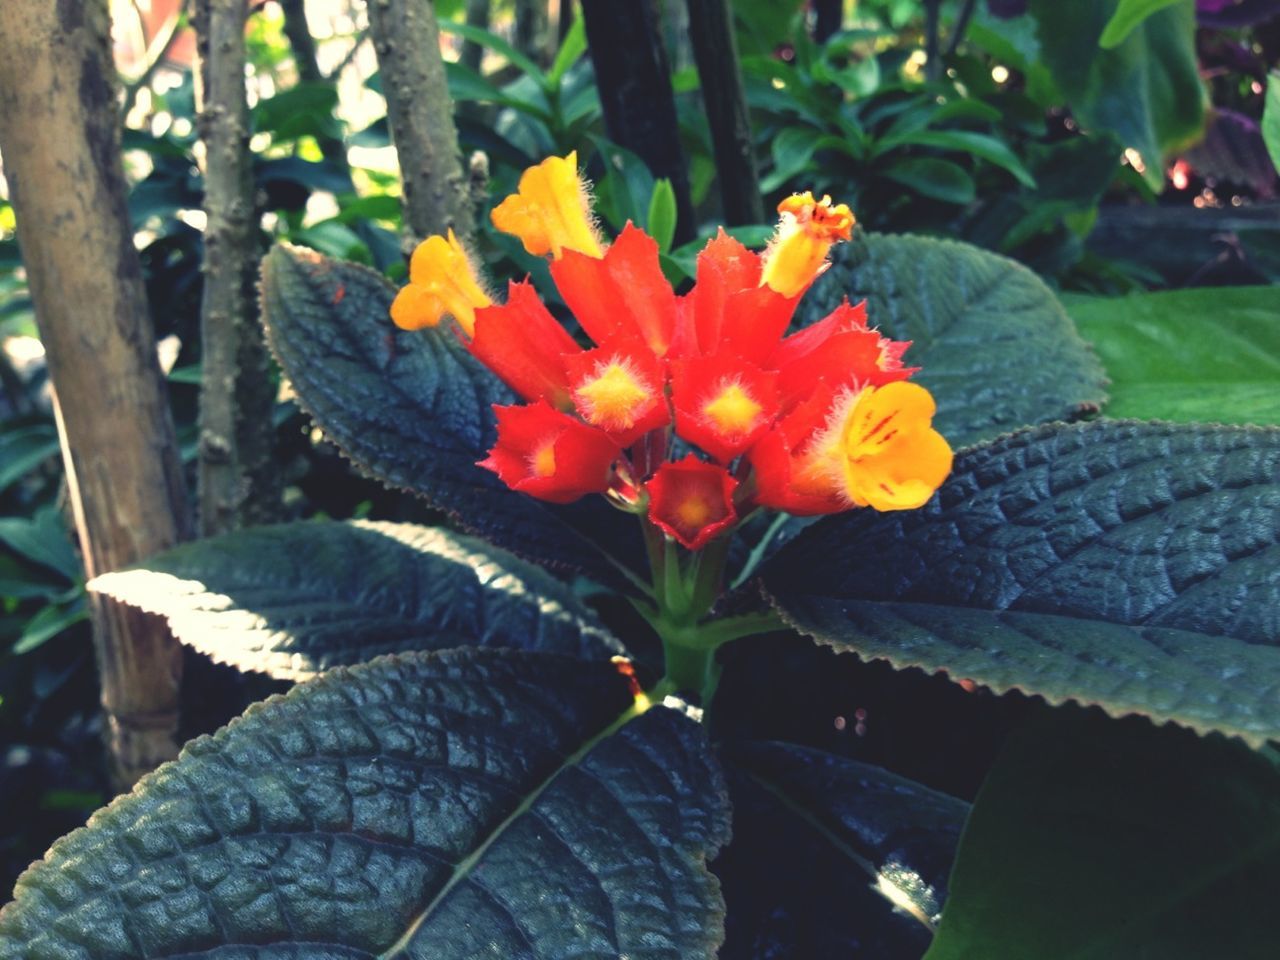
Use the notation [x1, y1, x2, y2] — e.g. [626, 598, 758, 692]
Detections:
[366, 0, 474, 245]
[192, 0, 280, 537]
[0, 0, 192, 789]
[686, 0, 764, 226]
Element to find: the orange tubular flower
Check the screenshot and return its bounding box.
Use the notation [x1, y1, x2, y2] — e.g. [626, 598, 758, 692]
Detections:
[759, 192, 855, 298]
[392, 154, 952, 555]
[390, 230, 492, 336]
[645, 456, 739, 551]
[751, 381, 952, 514]
[479, 401, 620, 504]
[551, 224, 678, 356]
[490, 151, 604, 259]
[469, 281, 581, 408]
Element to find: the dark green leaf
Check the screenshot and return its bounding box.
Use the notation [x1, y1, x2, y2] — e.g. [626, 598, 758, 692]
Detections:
[438, 20, 547, 87]
[764, 420, 1280, 744]
[0, 508, 79, 582]
[89, 520, 625, 680]
[723, 741, 968, 931]
[12, 597, 86, 655]
[1028, 0, 1204, 187]
[0, 423, 59, 493]
[0, 649, 731, 958]
[1263, 70, 1280, 174]
[881, 158, 977, 204]
[256, 157, 353, 198]
[765, 126, 821, 190]
[716, 764, 935, 958]
[258, 244, 645, 586]
[926, 706, 1280, 959]
[251, 82, 341, 142]
[874, 130, 1036, 187]
[1068, 286, 1280, 425]
[797, 233, 1108, 449]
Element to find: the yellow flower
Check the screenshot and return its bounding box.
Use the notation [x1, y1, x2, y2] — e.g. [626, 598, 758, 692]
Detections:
[490, 151, 605, 259]
[389, 229, 491, 337]
[759, 192, 855, 298]
[838, 381, 952, 511]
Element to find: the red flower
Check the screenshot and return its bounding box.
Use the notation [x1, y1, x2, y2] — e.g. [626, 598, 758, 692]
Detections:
[645, 455, 738, 551]
[469, 280, 581, 408]
[393, 155, 953, 554]
[564, 339, 670, 446]
[478, 400, 620, 504]
[672, 354, 778, 463]
[551, 224, 677, 356]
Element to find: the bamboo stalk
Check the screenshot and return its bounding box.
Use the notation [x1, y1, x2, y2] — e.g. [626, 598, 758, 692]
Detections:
[0, 0, 192, 788]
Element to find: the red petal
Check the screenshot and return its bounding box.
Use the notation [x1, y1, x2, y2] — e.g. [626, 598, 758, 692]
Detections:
[550, 223, 676, 355]
[716, 285, 801, 365]
[672, 354, 779, 462]
[645, 455, 739, 550]
[690, 229, 761, 352]
[770, 299, 868, 370]
[479, 400, 620, 504]
[749, 431, 847, 516]
[470, 281, 580, 407]
[564, 338, 670, 446]
[775, 327, 886, 409]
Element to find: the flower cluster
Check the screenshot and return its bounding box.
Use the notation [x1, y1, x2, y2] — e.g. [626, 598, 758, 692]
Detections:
[391, 153, 952, 551]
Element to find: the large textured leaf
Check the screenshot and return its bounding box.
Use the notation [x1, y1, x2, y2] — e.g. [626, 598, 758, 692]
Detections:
[764, 420, 1280, 744]
[1067, 287, 1280, 425]
[715, 742, 968, 958]
[797, 234, 1107, 449]
[1028, 0, 1205, 187]
[259, 245, 644, 587]
[926, 706, 1280, 959]
[89, 520, 624, 680]
[0, 649, 731, 959]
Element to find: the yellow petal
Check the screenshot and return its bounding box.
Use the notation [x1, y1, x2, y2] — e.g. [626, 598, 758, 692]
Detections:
[394, 229, 491, 336]
[838, 382, 952, 511]
[491, 152, 604, 260]
[759, 192, 855, 298]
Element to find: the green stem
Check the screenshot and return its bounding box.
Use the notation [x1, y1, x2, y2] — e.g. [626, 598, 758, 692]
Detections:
[661, 641, 722, 705]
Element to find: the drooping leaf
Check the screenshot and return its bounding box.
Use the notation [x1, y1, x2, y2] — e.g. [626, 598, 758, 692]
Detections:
[1098, 0, 1184, 47]
[259, 244, 645, 587]
[1027, 0, 1205, 187]
[797, 233, 1108, 449]
[716, 741, 968, 958]
[764, 420, 1280, 744]
[1262, 70, 1280, 175]
[89, 520, 624, 680]
[716, 768, 932, 959]
[0, 649, 731, 959]
[926, 706, 1280, 959]
[881, 158, 977, 205]
[1067, 286, 1280, 425]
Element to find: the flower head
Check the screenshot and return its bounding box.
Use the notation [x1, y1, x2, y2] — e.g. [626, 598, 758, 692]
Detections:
[759, 192, 855, 298]
[392, 156, 950, 553]
[490, 151, 604, 259]
[645, 456, 738, 551]
[390, 229, 491, 336]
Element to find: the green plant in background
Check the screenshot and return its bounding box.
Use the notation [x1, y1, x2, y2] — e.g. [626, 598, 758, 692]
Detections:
[1, 0, 1278, 956]
[2, 133, 1277, 956]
